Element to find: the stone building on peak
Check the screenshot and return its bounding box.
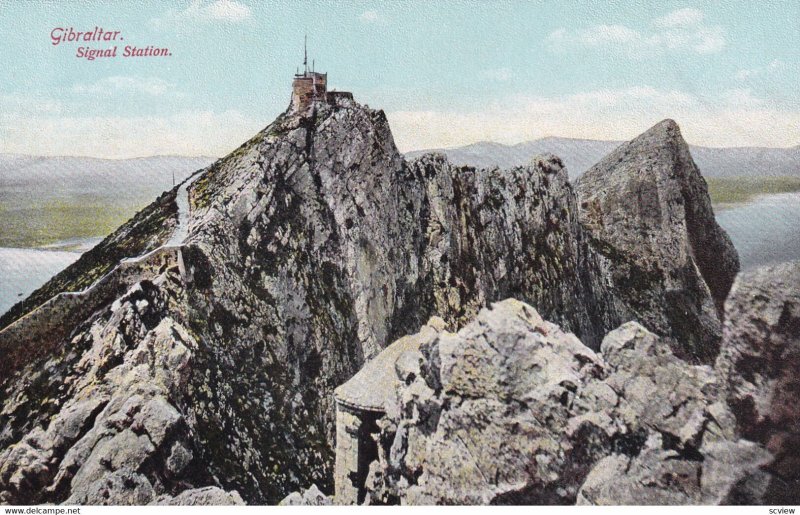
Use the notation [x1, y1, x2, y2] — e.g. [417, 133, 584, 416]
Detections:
[290, 37, 353, 112]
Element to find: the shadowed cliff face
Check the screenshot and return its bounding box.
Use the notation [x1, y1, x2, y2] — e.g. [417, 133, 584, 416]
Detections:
[0, 101, 735, 504]
[576, 119, 740, 362]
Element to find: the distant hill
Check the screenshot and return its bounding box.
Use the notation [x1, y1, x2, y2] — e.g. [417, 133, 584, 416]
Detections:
[690, 146, 800, 178]
[0, 154, 215, 248]
[0, 154, 215, 195]
[405, 138, 800, 178]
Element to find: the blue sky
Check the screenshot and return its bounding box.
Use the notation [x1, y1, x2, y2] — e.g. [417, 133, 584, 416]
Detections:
[0, 0, 798, 157]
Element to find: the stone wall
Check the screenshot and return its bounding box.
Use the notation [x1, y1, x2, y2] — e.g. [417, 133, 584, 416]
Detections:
[327, 91, 354, 107]
[0, 247, 181, 379]
[291, 73, 327, 112]
[334, 402, 381, 504]
[291, 77, 314, 111]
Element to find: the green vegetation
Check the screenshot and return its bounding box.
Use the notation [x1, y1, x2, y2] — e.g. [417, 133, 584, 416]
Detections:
[707, 176, 800, 206]
[0, 195, 145, 248]
[0, 190, 177, 330]
[192, 131, 264, 210]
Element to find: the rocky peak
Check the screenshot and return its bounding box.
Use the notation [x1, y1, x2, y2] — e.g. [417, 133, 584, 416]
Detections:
[576, 119, 739, 362]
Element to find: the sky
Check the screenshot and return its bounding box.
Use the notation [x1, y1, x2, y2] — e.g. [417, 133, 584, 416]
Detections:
[0, 0, 798, 158]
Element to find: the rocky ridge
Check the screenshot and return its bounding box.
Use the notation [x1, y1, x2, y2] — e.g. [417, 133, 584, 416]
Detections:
[0, 97, 751, 504]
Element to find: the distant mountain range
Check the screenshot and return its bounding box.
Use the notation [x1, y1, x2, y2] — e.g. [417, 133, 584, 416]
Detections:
[405, 137, 800, 178]
[0, 154, 214, 198]
[0, 154, 215, 248]
[2, 138, 798, 248]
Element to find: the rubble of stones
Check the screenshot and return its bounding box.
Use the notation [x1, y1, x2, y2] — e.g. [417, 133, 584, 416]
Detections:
[358, 263, 799, 505]
[0, 96, 794, 505]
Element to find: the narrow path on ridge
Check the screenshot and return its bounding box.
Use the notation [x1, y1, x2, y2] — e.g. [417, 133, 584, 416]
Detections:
[165, 171, 203, 247]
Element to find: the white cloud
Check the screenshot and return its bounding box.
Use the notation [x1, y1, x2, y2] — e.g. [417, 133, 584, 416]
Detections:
[569, 25, 640, 47]
[689, 27, 726, 53]
[359, 10, 381, 23]
[736, 59, 787, 81]
[152, 0, 251, 27]
[386, 86, 800, 152]
[547, 8, 725, 57]
[719, 88, 764, 108]
[201, 0, 251, 22]
[72, 76, 177, 97]
[0, 93, 63, 116]
[0, 109, 262, 158]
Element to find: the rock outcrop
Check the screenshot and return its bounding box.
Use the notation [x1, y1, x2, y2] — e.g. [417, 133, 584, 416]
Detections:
[714, 261, 800, 502]
[0, 98, 747, 505]
[576, 323, 768, 505]
[365, 299, 614, 505]
[278, 484, 332, 506]
[576, 120, 739, 362]
[0, 281, 244, 505]
[350, 298, 790, 505]
[153, 488, 245, 506]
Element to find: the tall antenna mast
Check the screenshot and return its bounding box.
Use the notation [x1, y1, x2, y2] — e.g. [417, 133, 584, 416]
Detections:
[303, 34, 308, 75]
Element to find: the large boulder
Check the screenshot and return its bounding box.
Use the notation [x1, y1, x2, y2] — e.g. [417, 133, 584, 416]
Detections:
[371, 299, 612, 504]
[278, 484, 332, 506]
[359, 299, 767, 505]
[715, 261, 800, 501]
[153, 487, 245, 506]
[577, 323, 770, 505]
[577, 438, 771, 505]
[576, 119, 739, 362]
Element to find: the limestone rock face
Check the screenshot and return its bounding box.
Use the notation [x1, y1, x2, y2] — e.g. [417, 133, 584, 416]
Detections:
[153, 487, 245, 506]
[576, 323, 770, 505]
[576, 120, 739, 362]
[0, 103, 741, 505]
[278, 484, 332, 506]
[714, 262, 800, 501]
[376, 299, 611, 505]
[0, 281, 242, 505]
[362, 299, 777, 505]
[577, 439, 771, 505]
[407, 152, 618, 347]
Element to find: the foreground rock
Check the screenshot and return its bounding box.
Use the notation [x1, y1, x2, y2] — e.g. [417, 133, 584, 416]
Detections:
[342, 298, 788, 505]
[576, 119, 739, 362]
[153, 488, 245, 506]
[279, 485, 332, 506]
[369, 300, 613, 504]
[576, 323, 769, 505]
[715, 261, 800, 502]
